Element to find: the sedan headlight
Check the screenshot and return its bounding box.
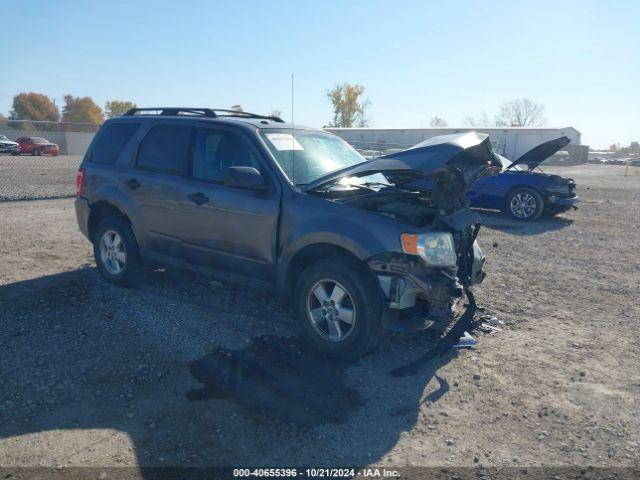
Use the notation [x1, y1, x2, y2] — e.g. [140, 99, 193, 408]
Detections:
[401, 231, 457, 267]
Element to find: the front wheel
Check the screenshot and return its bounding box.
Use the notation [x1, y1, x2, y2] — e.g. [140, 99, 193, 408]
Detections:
[32, 149, 41, 156]
[293, 258, 384, 360]
[93, 216, 142, 287]
[506, 188, 544, 221]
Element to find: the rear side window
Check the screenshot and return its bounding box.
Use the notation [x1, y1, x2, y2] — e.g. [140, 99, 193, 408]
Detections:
[137, 125, 191, 174]
[91, 123, 140, 164]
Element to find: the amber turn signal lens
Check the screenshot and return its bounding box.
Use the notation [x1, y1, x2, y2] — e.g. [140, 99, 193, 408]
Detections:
[401, 233, 419, 255]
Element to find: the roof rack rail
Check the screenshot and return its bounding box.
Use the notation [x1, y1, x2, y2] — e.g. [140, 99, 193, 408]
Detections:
[124, 108, 217, 117]
[123, 107, 284, 123]
[210, 109, 285, 123]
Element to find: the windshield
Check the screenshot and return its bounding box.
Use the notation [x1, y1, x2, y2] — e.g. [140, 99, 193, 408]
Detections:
[260, 129, 365, 185]
[495, 153, 525, 171]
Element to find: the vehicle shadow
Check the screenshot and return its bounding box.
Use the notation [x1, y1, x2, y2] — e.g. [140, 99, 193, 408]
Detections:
[0, 266, 461, 473]
[477, 210, 574, 235]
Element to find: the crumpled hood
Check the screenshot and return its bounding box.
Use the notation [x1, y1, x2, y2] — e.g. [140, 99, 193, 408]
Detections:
[305, 132, 499, 191]
[508, 136, 571, 171]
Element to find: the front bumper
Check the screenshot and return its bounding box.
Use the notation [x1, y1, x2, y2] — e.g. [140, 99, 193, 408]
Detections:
[368, 240, 486, 331]
[0, 145, 19, 154]
[547, 195, 579, 211]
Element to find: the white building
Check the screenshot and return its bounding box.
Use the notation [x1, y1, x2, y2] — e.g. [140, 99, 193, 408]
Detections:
[327, 126, 586, 163]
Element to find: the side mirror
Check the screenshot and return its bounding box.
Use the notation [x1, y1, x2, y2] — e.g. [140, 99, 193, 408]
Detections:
[224, 166, 267, 190]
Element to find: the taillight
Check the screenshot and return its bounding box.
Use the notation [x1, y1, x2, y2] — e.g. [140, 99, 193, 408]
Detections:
[76, 168, 85, 197]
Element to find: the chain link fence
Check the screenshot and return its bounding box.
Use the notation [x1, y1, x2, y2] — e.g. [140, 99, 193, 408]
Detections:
[0, 120, 98, 201]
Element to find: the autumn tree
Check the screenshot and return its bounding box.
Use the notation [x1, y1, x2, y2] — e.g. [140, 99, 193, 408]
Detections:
[326, 83, 370, 127]
[9, 92, 60, 127]
[105, 100, 136, 118]
[270, 109, 282, 119]
[62, 95, 104, 125]
[496, 98, 546, 127]
[429, 116, 448, 127]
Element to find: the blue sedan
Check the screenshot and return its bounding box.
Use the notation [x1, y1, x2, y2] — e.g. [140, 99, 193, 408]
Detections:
[466, 136, 579, 220]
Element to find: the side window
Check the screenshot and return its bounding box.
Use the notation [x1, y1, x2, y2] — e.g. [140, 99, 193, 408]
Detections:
[191, 129, 261, 183]
[137, 125, 191, 174]
[91, 123, 140, 165]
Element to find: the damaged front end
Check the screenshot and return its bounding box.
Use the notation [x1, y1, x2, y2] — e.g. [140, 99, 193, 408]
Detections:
[306, 132, 499, 331]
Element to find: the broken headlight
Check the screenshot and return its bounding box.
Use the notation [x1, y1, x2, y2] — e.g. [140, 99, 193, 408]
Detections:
[401, 231, 457, 267]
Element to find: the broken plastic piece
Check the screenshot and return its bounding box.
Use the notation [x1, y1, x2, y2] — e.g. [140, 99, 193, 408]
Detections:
[452, 331, 476, 349]
[479, 323, 502, 333]
[486, 316, 503, 327]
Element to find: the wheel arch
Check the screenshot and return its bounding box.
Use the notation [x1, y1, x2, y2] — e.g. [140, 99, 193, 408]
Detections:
[88, 201, 132, 242]
[281, 243, 376, 301]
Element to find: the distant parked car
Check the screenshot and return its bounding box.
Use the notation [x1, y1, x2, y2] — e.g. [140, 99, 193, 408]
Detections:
[466, 136, 579, 220]
[0, 135, 20, 155]
[17, 136, 60, 156]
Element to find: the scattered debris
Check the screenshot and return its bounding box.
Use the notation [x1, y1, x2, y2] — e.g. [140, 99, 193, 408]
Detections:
[452, 331, 476, 349]
[480, 314, 504, 327]
[478, 323, 502, 333]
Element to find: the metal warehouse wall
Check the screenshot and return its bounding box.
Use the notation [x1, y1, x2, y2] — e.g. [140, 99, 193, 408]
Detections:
[0, 129, 95, 155]
[327, 127, 585, 162]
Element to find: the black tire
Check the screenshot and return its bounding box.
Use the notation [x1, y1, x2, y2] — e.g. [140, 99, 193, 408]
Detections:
[293, 257, 384, 360]
[506, 187, 544, 221]
[93, 216, 142, 287]
[33, 149, 40, 156]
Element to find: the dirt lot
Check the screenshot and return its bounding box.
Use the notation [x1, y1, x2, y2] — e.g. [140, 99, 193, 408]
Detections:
[0, 165, 639, 474]
[0, 154, 82, 201]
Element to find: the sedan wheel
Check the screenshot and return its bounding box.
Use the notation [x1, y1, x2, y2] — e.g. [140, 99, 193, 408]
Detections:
[508, 188, 543, 220]
[99, 229, 127, 275]
[306, 278, 356, 342]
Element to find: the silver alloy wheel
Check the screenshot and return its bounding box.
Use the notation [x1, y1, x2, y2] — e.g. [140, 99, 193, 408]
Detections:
[99, 229, 126, 275]
[510, 191, 538, 219]
[306, 278, 357, 342]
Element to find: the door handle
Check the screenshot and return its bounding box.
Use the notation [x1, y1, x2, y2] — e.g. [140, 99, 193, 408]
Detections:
[187, 192, 209, 205]
[125, 178, 141, 190]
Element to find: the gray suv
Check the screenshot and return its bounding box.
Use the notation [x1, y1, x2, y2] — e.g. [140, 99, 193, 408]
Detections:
[75, 108, 494, 359]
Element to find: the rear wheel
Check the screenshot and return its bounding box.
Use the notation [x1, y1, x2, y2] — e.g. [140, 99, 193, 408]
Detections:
[93, 216, 142, 287]
[506, 187, 543, 221]
[293, 258, 384, 360]
[32, 149, 41, 156]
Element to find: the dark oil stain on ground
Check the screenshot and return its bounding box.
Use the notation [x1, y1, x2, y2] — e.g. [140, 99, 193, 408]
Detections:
[186, 335, 362, 426]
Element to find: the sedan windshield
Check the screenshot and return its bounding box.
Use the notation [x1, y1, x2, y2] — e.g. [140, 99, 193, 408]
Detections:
[495, 153, 525, 171]
[260, 129, 365, 185]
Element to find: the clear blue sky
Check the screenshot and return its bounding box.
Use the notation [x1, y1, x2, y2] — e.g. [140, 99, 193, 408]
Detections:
[1, 0, 638, 148]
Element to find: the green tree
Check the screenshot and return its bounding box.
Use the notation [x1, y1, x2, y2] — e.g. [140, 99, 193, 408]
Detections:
[9, 92, 60, 121]
[62, 95, 104, 125]
[105, 100, 137, 118]
[326, 83, 370, 127]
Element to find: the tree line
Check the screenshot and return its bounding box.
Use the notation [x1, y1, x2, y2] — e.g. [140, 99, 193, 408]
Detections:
[2, 87, 548, 131]
[0, 93, 136, 131]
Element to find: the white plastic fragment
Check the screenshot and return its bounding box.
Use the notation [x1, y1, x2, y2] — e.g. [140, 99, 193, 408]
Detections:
[452, 331, 476, 349]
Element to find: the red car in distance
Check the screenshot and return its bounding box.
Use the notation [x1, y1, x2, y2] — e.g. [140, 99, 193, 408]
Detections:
[17, 136, 60, 156]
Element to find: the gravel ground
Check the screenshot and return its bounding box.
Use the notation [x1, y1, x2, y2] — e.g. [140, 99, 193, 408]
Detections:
[0, 165, 638, 474]
[0, 154, 82, 201]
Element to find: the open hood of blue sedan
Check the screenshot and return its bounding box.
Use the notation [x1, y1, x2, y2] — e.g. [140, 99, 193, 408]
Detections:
[506, 136, 571, 171]
[305, 132, 499, 191]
